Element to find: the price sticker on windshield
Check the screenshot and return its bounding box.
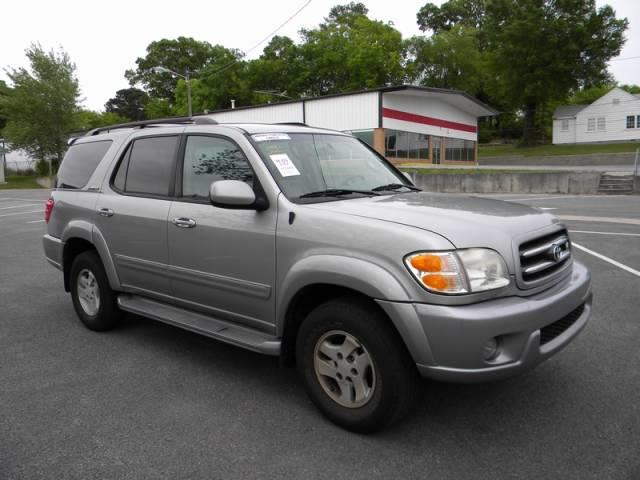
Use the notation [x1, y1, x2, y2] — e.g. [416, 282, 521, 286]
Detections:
[270, 153, 300, 177]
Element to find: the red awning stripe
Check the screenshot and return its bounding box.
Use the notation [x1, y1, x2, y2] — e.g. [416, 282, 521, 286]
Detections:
[382, 107, 477, 133]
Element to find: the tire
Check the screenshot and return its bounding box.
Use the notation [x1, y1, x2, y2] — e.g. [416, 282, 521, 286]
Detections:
[69, 250, 122, 331]
[296, 297, 419, 433]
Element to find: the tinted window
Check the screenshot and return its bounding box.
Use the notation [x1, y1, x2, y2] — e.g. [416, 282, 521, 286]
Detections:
[120, 136, 179, 196]
[56, 140, 112, 189]
[182, 136, 253, 198]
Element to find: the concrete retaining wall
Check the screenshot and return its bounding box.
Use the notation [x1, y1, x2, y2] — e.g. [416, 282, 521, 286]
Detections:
[480, 152, 637, 166]
[36, 177, 53, 189]
[403, 171, 602, 194]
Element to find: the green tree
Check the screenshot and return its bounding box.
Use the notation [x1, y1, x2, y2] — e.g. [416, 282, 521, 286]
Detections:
[484, 0, 627, 144]
[0, 44, 80, 174]
[299, 2, 407, 95]
[105, 88, 149, 121]
[417, 0, 486, 34]
[406, 25, 484, 94]
[415, 0, 628, 145]
[177, 46, 253, 113]
[125, 37, 223, 101]
[0, 80, 11, 132]
[246, 36, 307, 100]
[74, 110, 128, 131]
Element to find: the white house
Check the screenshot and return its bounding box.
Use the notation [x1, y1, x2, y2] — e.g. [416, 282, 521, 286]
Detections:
[553, 87, 640, 144]
[206, 85, 497, 164]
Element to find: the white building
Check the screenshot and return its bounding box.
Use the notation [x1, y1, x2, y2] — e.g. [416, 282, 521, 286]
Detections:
[553, 87, 640, 144]
[206, 85, 496, 164]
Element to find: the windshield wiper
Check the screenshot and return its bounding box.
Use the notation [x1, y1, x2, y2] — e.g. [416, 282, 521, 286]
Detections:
[299, 188, 381, 199]
[371, 183, 422, 192]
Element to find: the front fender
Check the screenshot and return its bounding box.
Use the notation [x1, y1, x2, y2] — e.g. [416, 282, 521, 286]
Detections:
[277, 254, 412, 321]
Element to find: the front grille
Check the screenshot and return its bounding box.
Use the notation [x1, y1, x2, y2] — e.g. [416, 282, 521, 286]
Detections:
[519, 229, 571, 283]
[540, 303, 585, 345]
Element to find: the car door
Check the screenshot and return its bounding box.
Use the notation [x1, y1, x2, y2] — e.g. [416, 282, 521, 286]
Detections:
[167, 134, 277, 333]
[95, 133, 180, 299]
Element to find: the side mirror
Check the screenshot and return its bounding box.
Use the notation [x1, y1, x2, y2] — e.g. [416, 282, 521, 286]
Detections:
[403, 171, 414, 182]
[209, 180, 257, 209]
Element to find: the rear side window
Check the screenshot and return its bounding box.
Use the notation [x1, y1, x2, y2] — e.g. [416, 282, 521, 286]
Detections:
[112, 136, 179, 196]
[56, 140, 112, 189]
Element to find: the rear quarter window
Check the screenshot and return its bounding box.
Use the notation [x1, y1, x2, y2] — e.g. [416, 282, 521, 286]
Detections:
[56, 140, 112, 189]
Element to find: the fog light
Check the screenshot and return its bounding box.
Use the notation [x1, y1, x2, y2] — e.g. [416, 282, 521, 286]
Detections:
[482, 337, 499, 361]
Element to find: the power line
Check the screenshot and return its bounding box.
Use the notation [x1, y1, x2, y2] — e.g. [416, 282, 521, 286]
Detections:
[205, 0, 313, 79]
[243, 0, 313, 57]
[608, 56, 640, 62]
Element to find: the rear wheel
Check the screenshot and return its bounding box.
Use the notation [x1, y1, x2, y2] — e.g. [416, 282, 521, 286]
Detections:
[296, 297, 419, 433]
[70, 250, 121, 331]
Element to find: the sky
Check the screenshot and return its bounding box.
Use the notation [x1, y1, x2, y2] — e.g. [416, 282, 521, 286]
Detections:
[0, 0, 639, 112]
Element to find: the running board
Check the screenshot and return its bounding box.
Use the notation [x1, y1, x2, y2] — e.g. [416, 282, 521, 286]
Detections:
[117, 294, 281, 356]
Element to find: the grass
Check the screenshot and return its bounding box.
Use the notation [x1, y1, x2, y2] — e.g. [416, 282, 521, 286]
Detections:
[0, 175, 44, 189]
[401, 168, 564, 175]
[479, 142, 640, 158]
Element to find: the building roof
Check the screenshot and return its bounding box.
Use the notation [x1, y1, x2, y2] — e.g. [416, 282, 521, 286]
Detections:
[204, 84, 498, 118]
[553, 105, 587, 119]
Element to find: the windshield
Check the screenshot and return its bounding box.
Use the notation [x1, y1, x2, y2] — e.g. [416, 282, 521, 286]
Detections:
[251, 133, 415, 203]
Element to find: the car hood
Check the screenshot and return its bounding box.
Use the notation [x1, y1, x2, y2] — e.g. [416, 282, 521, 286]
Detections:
[306, 192, 562, 254]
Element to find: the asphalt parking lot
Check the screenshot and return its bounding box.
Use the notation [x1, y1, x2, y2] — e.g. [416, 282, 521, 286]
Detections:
[1, 189, 639, 480]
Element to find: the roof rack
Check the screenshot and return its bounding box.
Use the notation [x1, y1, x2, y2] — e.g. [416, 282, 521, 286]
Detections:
[85, 116, 218, 136]
[276, 122, 308, 126]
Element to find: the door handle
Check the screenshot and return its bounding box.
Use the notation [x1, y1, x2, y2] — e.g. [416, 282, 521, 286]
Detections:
[97, 208, 114, 217]
[172, 217, 197, 228]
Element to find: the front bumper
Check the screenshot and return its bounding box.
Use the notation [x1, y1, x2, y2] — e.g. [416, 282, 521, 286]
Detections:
[377, 261, 592, 383]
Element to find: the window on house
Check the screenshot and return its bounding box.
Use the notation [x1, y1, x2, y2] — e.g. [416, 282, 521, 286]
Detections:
[637, 116, 640, 128]
[587, 118, 595, 132]
[384, 129, 429, 160]
[561, 119, 569, 131]
[597, 117, 606, 131]
[627, 116, 636, 129]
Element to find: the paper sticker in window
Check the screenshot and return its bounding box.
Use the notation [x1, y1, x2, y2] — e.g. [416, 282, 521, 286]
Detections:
[270, 153, 300, 177]
[253, 133, 291, 142]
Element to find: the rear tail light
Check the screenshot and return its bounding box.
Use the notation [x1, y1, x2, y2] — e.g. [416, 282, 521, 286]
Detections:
[44, 198, 55, 223]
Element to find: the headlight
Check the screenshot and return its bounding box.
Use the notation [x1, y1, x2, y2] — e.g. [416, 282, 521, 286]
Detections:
[405, 249, 510, 294]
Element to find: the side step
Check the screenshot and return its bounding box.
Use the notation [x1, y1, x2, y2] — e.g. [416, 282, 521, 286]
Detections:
[117, 294, 281, 356]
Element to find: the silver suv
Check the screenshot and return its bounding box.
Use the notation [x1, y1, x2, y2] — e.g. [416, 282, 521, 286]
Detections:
[43, 117, 592, 432]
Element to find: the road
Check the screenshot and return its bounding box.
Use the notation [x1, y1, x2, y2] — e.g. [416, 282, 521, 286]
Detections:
[1, 190, 639, 480]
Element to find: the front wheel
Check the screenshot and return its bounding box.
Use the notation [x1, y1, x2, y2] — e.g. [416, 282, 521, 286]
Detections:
[70, 250, 122, 331]
[296, 297, 419, 433]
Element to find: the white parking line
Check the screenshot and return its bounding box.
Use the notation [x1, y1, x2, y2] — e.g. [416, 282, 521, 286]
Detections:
[0, 209, 43, 218]
[573, 243, 640, 277]
[0, 197, 46, 202]
[26, 219, 45, 224]
[539, 207, 557, 210]
[570, 230, 640, 237]
[0, 203, 43, 210]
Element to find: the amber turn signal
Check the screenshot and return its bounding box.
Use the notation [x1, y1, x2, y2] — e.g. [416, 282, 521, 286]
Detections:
[421, 274, 453, 290]
[410, 254, 443, 272]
